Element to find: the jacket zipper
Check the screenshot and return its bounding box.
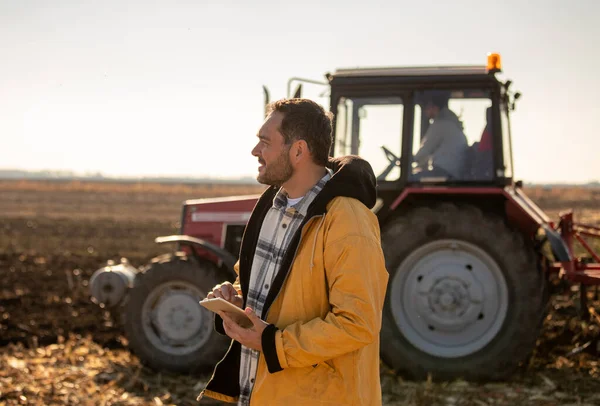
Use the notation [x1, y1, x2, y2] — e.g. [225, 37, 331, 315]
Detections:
[247, 213, 324, 404]
[264, 214, 323, 320]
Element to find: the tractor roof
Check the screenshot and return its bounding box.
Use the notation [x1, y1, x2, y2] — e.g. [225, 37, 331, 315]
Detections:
[328, 54, 503, 84]
[331, 65, 489, 78]
[327, 63, 501, 89]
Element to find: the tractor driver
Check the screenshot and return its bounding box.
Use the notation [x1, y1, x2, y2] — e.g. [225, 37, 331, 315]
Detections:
[412, 90, 468, 179]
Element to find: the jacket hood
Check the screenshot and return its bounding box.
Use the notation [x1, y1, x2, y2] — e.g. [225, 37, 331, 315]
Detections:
[308, 155, 377, 213]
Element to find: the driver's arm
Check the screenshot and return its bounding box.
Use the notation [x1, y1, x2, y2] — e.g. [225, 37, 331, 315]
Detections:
[413, 123, 443, 166]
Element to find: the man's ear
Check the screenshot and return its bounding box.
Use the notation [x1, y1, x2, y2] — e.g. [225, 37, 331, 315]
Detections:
[291, 140, 309, 163]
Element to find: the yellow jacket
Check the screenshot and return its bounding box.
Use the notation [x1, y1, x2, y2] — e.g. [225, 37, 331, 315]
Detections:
[199, 156, 389, 405]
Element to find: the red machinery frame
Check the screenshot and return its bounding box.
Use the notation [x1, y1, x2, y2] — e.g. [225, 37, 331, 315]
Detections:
[556, 210, 600, 285]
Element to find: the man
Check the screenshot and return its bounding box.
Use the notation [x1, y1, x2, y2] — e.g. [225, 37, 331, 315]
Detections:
[198, 98, 389, 405]
[412, 90, 468, 179]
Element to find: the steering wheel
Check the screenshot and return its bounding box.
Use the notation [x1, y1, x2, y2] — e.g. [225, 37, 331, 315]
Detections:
[381, 145, 400, 166]
[377, 145, 401, 181]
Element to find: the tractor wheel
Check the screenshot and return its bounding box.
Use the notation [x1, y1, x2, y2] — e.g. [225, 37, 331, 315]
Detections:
[123, 252, 230, 374]
[380, 203, 544, 381]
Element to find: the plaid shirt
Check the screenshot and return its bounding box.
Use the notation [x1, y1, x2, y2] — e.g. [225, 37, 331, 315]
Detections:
[238, 169, 332, 405]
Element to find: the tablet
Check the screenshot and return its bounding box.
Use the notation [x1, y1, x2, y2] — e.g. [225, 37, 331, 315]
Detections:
[200, 297, 253, 328]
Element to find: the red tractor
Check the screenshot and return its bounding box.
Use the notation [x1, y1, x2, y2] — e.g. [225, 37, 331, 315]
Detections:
[89, 54, 600, 381]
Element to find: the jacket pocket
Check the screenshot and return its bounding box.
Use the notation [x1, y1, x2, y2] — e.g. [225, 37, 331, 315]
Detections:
[298, 361, 344, 401]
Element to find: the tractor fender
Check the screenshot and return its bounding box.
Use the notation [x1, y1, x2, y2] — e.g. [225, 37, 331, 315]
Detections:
[155, 235, 237, 274]
[389, 186, 551, 237]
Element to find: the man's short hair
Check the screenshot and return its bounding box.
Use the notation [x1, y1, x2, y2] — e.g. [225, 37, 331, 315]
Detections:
[422, 90, 451, 109]
[266, 98, 333, 166]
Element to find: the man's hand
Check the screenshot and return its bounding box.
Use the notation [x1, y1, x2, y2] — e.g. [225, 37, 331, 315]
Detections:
[207, 282, 243, 309]
[219, 307, 269, 351]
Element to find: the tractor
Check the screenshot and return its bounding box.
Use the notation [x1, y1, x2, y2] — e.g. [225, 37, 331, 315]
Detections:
[89, 53, 600, 381]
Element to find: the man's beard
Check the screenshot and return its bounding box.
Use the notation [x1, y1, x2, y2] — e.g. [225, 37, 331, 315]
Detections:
[257, 148, 293, 186]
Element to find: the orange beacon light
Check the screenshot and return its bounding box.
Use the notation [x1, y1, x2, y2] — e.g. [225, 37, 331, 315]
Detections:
[487, 53, 502, 73]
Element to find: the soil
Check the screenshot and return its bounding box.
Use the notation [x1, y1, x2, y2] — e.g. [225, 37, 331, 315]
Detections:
[1, 181, 600, 405]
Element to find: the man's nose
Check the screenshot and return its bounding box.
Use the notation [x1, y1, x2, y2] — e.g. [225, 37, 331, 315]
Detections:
[251, 143, 260, 157]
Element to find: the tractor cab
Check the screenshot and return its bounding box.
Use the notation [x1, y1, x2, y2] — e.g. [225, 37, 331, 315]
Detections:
[325, 54, 518, 193]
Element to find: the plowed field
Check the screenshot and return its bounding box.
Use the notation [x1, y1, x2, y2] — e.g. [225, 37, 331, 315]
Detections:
[1, 180, 600, 405]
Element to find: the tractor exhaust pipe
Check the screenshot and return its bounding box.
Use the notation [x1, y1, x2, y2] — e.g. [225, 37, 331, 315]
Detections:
[262, 85, 270, 116]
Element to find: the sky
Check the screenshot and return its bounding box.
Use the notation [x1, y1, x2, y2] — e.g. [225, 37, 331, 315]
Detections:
[1, 0, 598, 183]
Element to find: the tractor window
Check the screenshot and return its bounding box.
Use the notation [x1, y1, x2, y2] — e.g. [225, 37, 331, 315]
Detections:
[410, 89, 493, 182]
[334, 96, 404, 182]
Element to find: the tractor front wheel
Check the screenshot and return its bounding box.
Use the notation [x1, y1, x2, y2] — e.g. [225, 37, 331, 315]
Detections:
[123, 253, 229, 373]
[380, 204, 544, 381]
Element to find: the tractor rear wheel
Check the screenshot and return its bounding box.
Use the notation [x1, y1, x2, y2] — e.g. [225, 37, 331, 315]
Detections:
[123, 252, 229, 373]
[380, 203, 544, 381]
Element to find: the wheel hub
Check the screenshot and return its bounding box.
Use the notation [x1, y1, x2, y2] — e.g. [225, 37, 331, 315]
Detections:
[141, 281, 211, 355]
[430, 279, 469, 314]
[416, 267, 485, 332]
[390, 239, 508, 358]
[153, 292, 203, 343]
